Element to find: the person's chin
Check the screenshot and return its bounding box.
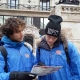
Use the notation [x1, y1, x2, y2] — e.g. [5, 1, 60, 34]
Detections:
[48, 43, 52, 45]
[48, 44, 52, 46]
[17, 39, 23, 42]
[19, 40, 23, 42]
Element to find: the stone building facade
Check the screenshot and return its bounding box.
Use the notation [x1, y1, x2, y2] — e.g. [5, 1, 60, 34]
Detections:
[53, 4, 80, 53]
[0, 0, 80, 54]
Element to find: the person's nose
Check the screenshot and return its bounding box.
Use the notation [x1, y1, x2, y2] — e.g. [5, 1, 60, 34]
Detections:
[20, 31, 24, 36]
[49, 38, 53, 42]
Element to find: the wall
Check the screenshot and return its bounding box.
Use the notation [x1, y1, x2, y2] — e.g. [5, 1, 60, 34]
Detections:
[51, 4, 80, 53]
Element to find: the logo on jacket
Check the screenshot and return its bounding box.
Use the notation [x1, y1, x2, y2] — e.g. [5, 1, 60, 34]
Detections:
[25, 54, 29, 58]
[56, 50, 61, 55]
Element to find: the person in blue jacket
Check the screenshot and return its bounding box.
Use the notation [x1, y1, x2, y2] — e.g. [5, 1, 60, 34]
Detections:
[36, 15, 80, 80]
[0, 17, 36, 80]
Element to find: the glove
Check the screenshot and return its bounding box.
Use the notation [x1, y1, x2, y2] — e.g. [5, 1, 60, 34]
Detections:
[10, 71, 37, 80]
[37, 62, 46, 66]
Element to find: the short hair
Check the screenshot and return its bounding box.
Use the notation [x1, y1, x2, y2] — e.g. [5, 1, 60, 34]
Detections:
[1, 17, 26, 37]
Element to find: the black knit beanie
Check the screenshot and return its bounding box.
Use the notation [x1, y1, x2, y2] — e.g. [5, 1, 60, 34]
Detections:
[45, 15, 63, 37]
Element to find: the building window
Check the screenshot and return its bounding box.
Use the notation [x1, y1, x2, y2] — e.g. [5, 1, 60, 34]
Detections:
[0, 15, 48, 30]
[25, 17, 33, 25]
[0, 16, 3, 25]
[17, 16, 24, 20]
[33, 17, 40, 29]
[4, 16, 11, 23]
[40, 18, 49, 29]
[40, 0, 50, 11]
[8, 0, 19, 9]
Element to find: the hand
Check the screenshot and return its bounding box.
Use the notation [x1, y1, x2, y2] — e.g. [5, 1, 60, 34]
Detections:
[37, 62, 46, 66]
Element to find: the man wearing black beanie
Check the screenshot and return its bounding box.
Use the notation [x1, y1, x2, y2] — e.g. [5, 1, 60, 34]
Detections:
[36, 15, 80, 80]
[45, 15, 62, 37]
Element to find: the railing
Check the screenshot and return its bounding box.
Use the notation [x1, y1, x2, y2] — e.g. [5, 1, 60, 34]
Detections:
[0, 3, 55, 11]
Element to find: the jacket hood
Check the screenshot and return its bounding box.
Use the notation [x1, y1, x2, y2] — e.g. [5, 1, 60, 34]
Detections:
[1, 36, 24, 48]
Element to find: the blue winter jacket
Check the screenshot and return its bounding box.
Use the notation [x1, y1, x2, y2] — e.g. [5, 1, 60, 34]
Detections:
[0, 36, 36, 80]
[36, 38, 80, 80]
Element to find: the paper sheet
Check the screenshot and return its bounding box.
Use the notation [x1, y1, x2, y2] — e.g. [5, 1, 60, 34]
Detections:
[31, 65, 63, 76]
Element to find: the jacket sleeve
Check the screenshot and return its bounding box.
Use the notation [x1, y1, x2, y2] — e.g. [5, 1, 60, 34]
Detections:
[68, 41, 80, 80]
[27, 46, 36, 65]
[0, 52, 10, 80]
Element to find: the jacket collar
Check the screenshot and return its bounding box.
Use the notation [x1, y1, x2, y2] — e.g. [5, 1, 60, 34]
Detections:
[38, 37, 60, 50]
[1, 36, 24, 48]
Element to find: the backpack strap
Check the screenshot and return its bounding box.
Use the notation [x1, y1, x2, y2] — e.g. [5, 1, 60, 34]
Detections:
[63, 42, 70, 65]
[37, 47, 40, 62]
[37, 47, 46, 65]
[0, 46, 8, 72]
[24, 44, 31, 51]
